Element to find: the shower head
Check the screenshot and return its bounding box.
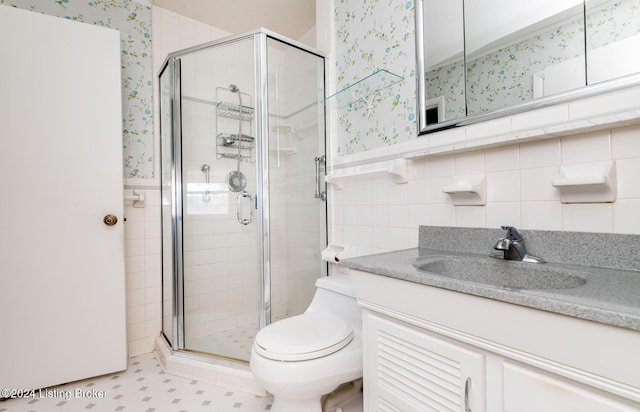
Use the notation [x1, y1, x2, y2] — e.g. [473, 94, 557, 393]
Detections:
[229, 84, 239, 93]
[226, 170, 247, 192]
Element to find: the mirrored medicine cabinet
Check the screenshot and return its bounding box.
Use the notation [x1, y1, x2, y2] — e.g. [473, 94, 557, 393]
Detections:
[415, 0, 640, 135]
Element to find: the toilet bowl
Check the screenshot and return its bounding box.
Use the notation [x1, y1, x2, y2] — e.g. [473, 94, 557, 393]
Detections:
[250, 275, 362, 412]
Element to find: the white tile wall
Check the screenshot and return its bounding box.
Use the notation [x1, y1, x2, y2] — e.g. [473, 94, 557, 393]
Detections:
[612, 125, 640, 158]
[562, 130, 611, 163]
[520, 138, 560, 169]
[330, 123, 640, 257]
[614, 199, 640, 234]
[124, 188, 163, 356]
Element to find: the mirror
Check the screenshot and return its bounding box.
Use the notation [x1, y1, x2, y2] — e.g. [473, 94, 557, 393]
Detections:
[585, 0, 640, 83]
[420, 1, 465, 124]
[416, 0, 640, 134]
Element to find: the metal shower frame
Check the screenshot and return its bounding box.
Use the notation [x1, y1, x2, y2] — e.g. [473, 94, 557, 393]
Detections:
[158, 28, 327, 354]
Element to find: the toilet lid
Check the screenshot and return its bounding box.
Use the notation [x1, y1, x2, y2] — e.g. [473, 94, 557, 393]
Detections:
[254, 312, 354, 361]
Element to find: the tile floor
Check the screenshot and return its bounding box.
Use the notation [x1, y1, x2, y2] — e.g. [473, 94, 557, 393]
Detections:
[0, 353, 272, 412]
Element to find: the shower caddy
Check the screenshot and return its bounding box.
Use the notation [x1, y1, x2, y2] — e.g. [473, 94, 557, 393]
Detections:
[215, 86, 255, 163]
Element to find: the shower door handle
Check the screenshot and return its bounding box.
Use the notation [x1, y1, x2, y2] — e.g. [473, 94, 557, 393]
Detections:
[314, 155, 326, 201]
[237, 191, 254, 225]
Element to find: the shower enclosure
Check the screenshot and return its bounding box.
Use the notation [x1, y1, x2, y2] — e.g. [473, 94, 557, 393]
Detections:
[159, 29, 326, 362]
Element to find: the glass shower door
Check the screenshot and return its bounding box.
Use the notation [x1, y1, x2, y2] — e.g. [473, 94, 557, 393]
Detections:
[177, 38, 261, 360]
[266, 37, 327, 324]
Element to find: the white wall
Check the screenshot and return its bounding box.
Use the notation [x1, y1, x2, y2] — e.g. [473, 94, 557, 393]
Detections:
[329, 125, 640, 258]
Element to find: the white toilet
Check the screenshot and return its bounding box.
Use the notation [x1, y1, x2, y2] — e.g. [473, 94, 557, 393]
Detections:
[250, 275, 363, 412]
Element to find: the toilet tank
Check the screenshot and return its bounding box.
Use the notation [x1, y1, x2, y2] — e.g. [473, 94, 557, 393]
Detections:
[306, 275, 362, 330]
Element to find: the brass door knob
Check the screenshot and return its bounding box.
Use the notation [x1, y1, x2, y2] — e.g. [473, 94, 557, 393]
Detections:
[103, 214, 118, 226]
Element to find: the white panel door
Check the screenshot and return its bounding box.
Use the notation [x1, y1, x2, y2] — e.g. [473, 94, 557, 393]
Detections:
[0, 6, 126, 390]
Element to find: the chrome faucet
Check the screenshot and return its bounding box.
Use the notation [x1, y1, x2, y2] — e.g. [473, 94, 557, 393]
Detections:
[490, 226, 545, 263]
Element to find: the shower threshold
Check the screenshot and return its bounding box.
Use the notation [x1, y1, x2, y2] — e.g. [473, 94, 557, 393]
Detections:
[153, 336, 267, 396]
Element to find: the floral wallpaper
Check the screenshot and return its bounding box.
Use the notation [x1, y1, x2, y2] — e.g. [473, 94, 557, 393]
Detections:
[1, 0, 153, 178]
[465, 16, 585, 116]
[425, 11, 584, 118]
[586, 0, 640, 49]
[333, 0, 417, 156]
[424, 59, 466, 122]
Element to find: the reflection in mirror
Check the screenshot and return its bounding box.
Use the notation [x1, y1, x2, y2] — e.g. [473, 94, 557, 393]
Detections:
[423, 0, 465, 125]
[464, 0, 585, 116]
[586, 0, 640, 85]
[416, 0, 640, 135]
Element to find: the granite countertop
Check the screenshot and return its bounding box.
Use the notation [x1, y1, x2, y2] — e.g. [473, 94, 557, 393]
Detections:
[341, 247, 640, 332]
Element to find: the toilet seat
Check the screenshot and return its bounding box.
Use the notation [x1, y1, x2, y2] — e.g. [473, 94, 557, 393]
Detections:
[254, 312, 354, 361]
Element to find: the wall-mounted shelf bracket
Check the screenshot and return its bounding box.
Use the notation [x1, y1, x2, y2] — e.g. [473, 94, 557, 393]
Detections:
[353, 89, 383, 118]
[325, 158, 408, 189]
[442, 175, 486, 206]
[552, 161, 617, 203]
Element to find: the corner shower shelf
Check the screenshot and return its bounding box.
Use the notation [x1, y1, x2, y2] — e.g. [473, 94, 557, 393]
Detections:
[323, 69, 404, 112]
[269, 147, 297, 157]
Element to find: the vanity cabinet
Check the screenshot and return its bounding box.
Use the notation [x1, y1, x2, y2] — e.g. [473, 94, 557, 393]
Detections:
[352, 269, 640, 412]
[364, 311, 485, 411]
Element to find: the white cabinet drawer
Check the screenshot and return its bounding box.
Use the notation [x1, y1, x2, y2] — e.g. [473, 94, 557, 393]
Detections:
[503, 361, 639, 412]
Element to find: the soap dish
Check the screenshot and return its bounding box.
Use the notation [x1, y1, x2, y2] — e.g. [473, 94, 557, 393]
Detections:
[552, 161, 616, 203]
[442, 175, 486, 206]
